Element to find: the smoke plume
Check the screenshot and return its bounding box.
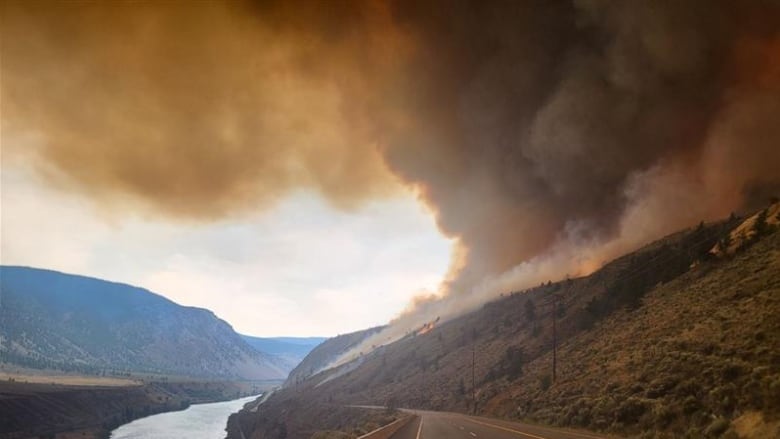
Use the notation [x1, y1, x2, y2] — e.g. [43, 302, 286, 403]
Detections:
[4, 0, 780, 334]
[2, 0, 408, 218]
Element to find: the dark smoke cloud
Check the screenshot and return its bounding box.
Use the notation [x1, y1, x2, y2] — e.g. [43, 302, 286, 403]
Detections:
[378, 0, 780, 296]
[3, 0, 780, 307]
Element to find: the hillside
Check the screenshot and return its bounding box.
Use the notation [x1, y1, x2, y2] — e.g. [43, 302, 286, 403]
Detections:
[285, 326, 384, 386]
[0, 267, 286, 380]
[241, 336, 326, 373]
[230, 205, 780, 438]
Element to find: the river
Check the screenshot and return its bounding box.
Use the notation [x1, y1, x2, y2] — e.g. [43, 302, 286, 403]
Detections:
[110, 394, 260, 439]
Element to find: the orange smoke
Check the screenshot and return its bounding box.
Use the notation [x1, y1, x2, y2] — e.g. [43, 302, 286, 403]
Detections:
[4, 0, 780, 322]
[729, 34, 780, 92]
[1, 0, 414, 220]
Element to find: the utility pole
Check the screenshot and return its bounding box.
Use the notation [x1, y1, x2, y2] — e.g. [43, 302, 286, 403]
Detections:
[546, 293, 562, 383]
[552, 300, 557, 383]
[471, 339, 476, 414]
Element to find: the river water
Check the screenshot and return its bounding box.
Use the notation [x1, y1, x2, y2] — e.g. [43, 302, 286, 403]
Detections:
[110, 394, 260, 439]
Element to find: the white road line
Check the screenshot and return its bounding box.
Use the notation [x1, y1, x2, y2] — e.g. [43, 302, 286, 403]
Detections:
[531, 427, 606, 439]
[463, 417, 549, 439]
[467, 416, 607, 439]
[357, 416, 411, 439]
[469, 432, 477, 437]
[416, 416, 423, 439]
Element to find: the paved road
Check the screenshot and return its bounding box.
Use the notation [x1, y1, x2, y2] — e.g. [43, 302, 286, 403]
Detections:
[388, 410, 610, 439]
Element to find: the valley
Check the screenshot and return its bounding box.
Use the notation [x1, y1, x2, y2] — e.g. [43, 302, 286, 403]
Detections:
[0, 268, 321, 438]
[4, 1, 780, 438]
[0, 378, 278, 439]
[2, 206, 777, 439]
[228, 205, 780, 439]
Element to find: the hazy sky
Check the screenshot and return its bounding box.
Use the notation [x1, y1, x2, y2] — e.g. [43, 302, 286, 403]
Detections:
[1, 164, 452, 337]
[0, 1, 454, 337]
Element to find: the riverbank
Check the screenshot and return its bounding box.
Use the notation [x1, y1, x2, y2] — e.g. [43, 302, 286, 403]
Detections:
[111, 394, 262, 439]
[0, 378, 281, 439]
[226, 399, 402, 439]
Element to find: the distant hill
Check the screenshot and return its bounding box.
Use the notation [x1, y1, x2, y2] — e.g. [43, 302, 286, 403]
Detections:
[240, 335, 326, 372]
[0, 266, 287, 380]
[285, 326, 384, 386]
[230, 205, 780, 439]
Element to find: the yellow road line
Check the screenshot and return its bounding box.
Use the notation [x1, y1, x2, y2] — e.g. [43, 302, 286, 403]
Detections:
[416, 416, 423, 439]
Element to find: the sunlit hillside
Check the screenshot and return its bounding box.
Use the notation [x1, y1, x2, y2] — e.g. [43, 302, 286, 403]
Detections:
[229, 206, 780, 439]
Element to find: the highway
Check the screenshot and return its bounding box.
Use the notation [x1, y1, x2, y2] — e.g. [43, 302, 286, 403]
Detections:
[385, 410, 610, 439]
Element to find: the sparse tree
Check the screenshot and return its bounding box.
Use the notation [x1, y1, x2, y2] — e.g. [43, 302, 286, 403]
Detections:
[737, 231, 749, 252]
[540, 374, 552, 391]
[504, 346, 524, 379]
[719, 233, 732, 253]
[753, 208, 769, 237]
[556, 301, 566, 318]
[524, 299, 536, 322]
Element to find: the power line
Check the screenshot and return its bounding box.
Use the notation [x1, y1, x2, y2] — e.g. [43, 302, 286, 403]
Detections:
[531, 223, 733, 383]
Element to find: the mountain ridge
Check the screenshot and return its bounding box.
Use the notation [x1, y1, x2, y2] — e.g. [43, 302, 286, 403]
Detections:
[285, 325, 385, 386]
[240, 335, 326, 372]
[0, 266, 286, 380]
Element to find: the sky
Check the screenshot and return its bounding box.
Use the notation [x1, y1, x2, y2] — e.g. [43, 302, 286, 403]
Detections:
[2, 1, 779, 339]
[1, 163, 452, 337]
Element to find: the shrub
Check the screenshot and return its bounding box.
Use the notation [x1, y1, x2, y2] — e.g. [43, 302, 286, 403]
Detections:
[653, 403, 677, 428]
[503, 346, 524, 379]
[682, 396, 701, 414]
[540, 375, 552, 391]
[646, 376, 679, 398]
[703, 418, 729, 437]
[720, 363, 744, 381]
[615, 397, 649, 424]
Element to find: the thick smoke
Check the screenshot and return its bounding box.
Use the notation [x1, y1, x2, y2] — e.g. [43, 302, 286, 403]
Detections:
[2, 0, 409, 218]
[381, 0, 780, 295]
[4, 1, 780, 337]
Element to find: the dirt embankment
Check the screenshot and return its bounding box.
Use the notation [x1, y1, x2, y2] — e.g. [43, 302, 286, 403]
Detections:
[226, 402, 403, 439]
[0, 379, 263, 439]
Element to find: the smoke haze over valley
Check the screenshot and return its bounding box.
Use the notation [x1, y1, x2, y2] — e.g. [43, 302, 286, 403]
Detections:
[2, 1, 780, 438]
[4, 0, 780, 339]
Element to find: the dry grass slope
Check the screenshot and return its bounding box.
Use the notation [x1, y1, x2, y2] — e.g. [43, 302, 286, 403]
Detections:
[491, 229, 780, 438]
[235, 206, 779, 439]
